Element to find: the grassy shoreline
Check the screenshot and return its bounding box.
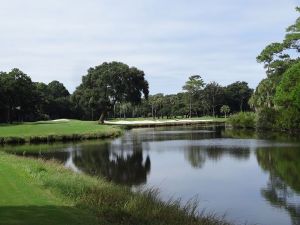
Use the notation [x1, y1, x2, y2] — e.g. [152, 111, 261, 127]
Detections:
[0, 118, 226, 144]
[0, 152, 232, 225]
[0, 120, 123, 144]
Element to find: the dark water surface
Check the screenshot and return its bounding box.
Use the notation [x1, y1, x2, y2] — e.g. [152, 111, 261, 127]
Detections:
[2, 125, 300, 225]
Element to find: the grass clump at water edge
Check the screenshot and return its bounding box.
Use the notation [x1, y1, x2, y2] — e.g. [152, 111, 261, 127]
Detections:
[0, 152, 233, 225]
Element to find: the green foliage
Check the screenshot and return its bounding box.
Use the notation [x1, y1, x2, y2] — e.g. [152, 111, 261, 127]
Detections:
[227, 112, 256, 128]
[256, 108, 278, 130]
[275, 61, 300, 109]
[0, 69, 38, 123]
[224, 81, 253, 112]
[275, 107, 300, 130]
[47, 81, 70, 99]
[182, 75, 205, 118]
[203, 82, 224, 117]
[220, 105, 230, 118]
[73, 62, 149, 123]
[249, 78, 276, 109]
[251, 7, 300, 131]
[182, 75, 205, 94]
[0, 65, 252, 122]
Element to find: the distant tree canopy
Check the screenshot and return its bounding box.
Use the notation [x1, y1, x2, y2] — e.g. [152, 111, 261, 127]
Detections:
[250, 7, 300, 130]
[0, 69, 37, 123]
[0, 61, 253, 123]
[0, 69, 72, 123]
[36, 80, 72, 120]
[182, 75, 205, 118]
[73, 62, 149, 123]
[225, 81, 253, 112]
[128, 79, 252, 119]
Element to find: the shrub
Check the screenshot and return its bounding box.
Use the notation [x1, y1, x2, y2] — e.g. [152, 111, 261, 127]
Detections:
[256, 107, 279, 130]
[227, 112, 256, 128]
[276, 107, 300, 130]
[275, 61, 300, 109]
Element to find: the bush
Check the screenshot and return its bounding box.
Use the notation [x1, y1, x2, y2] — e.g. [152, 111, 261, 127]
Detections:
[276, 107, 300, 130]
[275, 61, 300, 109]
[227, 112, 256, 128]
[256, 108, 279, 130]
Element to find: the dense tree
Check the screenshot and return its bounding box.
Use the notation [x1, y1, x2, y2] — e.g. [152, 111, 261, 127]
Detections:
[0, 65, 253, 123]
[203, 82, 224, 117]
[148, 94, 164, 119]
[47, 81, 70, 99]
[73, 62, 149, 123]
[275, 61, 300, 109]
[250, 7, 300, 130]
[0, 69, 38, 123]
[182, 75, 205, 118]
[225, 81, 253, 112]
[33, 81, 72, 120]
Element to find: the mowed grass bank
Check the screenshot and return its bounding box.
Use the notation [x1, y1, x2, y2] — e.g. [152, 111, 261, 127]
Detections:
[0, 120, 122, 144]
[0, 152, 232, 225]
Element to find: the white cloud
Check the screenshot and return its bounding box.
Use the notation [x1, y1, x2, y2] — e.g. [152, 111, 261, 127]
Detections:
[0, 0, 298, 94]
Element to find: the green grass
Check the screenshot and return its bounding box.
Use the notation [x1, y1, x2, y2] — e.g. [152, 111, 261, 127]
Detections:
[0, 152, 97, 225]
[0, 120, 122, 144]
[0, 152, 232, 225]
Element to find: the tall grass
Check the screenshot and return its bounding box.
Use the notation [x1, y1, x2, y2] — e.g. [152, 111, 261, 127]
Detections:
[2, 152, 233, 225]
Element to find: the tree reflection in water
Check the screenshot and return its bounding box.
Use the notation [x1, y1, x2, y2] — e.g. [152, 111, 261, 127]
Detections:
[184, 146, 250, 168]
[72, 137, 151, 186]
[257, 148, 300, 225]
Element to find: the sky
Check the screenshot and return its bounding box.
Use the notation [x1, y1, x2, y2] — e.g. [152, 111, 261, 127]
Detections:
[0, 0, 298, 94]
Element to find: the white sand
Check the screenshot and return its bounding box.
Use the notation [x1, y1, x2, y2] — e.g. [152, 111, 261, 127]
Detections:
[104, 119, 213, 125]
[51, 119, 70, 122]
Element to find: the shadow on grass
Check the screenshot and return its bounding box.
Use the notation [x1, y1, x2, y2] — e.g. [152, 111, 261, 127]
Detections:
[0, 205, 98, 225]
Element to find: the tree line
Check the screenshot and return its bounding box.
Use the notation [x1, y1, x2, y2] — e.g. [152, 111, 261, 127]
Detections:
[249, 7, 300, 130]
[0, 62, 253, 124]
[116, 78, 253, 119]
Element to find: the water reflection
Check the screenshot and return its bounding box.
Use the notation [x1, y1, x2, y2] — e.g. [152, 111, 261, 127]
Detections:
[184, 146, 250, 169]
[257, 148, 300, 225]
[2, 125, 300, 225]
[73, 147, 151, 186]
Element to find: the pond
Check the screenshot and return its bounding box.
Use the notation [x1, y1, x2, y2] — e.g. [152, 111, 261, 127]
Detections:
[3, 125, 300, 225]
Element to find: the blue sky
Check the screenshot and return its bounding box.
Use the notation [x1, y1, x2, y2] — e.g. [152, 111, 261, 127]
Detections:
[0, 0, 298, 94]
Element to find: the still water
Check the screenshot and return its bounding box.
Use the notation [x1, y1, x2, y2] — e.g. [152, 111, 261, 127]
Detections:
[3, 125, 300, 225]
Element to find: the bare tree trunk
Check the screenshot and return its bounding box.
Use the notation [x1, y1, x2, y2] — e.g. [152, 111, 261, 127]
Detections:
[240, 100, 243, 112]
[152, 104, 154, 119]
[98, 110, 106, 124]
[113, 105, 116, 118]
[189, 95, 192, 118]
[8, 106, 12, 124]
[7, 107, 10, 123]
